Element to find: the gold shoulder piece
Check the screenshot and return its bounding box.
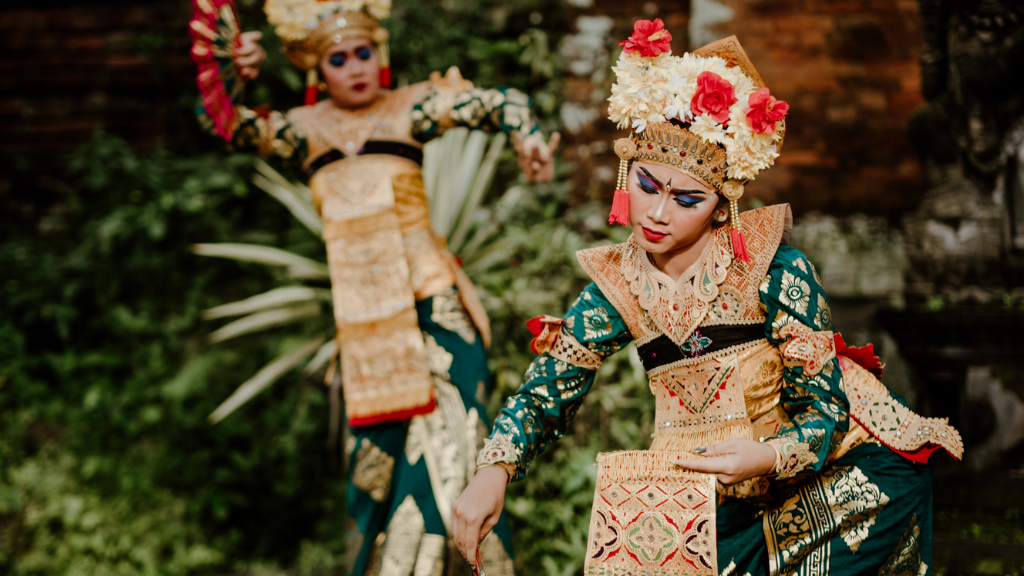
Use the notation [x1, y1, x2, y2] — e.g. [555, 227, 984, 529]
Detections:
[841, 357, 964, 461]
[429, 66, 474, 93]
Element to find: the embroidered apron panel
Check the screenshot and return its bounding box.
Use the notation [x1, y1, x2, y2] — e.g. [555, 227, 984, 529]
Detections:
[315, 156, 434, 426]
[585, 450, 717, 575]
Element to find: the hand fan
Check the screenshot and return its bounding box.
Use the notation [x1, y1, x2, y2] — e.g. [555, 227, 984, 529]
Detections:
[189, 0, 243, 141]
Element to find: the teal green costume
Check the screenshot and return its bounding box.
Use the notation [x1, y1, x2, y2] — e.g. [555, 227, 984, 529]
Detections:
[477, 205, 959, 575]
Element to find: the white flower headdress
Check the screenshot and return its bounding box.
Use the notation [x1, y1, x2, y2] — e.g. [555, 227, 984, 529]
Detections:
[606, 22, 790, 263]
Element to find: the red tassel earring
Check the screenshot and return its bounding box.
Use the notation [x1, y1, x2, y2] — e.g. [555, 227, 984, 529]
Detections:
[721, 180, 750, 263]
[374, 28, 391, 88]
[304, 68, 318, 106]
[609, 138, 637, 226]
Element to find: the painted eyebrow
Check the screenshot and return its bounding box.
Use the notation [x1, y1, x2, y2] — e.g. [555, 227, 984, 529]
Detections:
[638, 166, 709, 196]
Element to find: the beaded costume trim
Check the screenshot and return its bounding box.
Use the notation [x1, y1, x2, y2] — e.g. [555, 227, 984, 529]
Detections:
[840, 356, 964, 461]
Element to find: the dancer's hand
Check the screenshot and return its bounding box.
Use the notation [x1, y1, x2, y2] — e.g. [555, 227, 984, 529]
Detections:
[452, 466, 508, 566]
[515, 131, 561, 183]
[673, 438, 778, 485]
[234, 31, 266, 81]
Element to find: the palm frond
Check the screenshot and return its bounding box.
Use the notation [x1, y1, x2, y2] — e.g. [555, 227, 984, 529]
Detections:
[303, 339, 338, 376]
[193, 243, 330, 279]
[207, 303, 323, 343]
[203, 286, 332, 320]
[208, 337, 326, 424]
[449, 132, 507, 254]
[251, 158, 322, 237]
[422, 128, 507, 242]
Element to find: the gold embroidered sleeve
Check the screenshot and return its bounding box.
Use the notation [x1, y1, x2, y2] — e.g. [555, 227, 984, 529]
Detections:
[761, 245, 849, 477]
[411, 86, 540, 143]
[482, 283, 633, 481]
[197, 104, 307, 170]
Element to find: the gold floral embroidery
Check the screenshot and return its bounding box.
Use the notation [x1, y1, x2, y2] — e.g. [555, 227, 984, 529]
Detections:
[770, 309, 801, 341]
[879, 514, 927, 576]
[364, 495, 427, 576]
[767, 434, 820, 479]
[813, 294, 832, 330]
[430, 287, 476, 345]
[582, 306, 613, 340]
[422, 333, 453, 381]
[764, 466, 889, 575]
[352, 438, 395, 502]
[792, 258, 808, 273]
[778, 271, 810, 315]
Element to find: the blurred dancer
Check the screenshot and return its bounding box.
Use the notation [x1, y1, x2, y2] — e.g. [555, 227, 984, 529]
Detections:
[193, 0, 560, 573]
[454, 21, 961, 575]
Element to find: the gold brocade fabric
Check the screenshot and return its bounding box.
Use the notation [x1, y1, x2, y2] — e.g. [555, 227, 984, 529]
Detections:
[763, 465, 890, 576]
[364, 333, 515, 576]
[293, 89, 493, 422]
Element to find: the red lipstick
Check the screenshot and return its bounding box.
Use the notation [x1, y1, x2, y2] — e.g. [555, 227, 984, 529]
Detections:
[352, 82, 367, 92]
[642, 226, 668, 242]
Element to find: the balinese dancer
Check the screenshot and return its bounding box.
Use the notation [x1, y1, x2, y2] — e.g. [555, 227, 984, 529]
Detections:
[453, 21, 962, 575]
[189, 0, 560, 573]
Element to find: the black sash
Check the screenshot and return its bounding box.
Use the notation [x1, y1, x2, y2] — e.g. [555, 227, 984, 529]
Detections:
[304, 140, 424, 180]
[637, 324, 765, 372]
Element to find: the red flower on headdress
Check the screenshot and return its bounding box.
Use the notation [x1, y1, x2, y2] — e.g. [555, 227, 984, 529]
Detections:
[689, 71, 736, 124]
[619, 19, 672, 58]
[744, 87, 789, 134]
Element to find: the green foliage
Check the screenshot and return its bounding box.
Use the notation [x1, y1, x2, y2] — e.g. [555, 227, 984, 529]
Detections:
[0, 0, 583, 573]
[0, 133, 345, 574]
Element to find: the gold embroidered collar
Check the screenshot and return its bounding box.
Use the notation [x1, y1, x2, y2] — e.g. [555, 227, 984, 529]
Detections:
[620, 226, 733, 345]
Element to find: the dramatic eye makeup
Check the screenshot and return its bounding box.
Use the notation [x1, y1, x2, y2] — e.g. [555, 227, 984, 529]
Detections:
[328, 52, 347, 67]
[355, 46, 372, 61]
[637, 167, 709, 208]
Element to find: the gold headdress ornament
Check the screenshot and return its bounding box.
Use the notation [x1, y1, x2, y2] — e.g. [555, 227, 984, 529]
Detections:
[607, 20, 789, 263]
[265, 0, 393, 105]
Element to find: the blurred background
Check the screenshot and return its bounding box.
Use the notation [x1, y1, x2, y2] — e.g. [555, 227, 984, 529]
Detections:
[2, 0, 1024, 574]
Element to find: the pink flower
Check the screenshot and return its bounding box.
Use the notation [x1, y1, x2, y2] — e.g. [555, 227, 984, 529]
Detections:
[689, 71, 736, 124]
[744, 87, 789, 134]
[619, 19, 673, 58]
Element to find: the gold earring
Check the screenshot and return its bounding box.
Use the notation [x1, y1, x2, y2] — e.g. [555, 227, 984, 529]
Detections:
[713, 205, 729, 223]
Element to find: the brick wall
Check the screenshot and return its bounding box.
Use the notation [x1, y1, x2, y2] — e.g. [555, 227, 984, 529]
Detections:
[560, 0, 926, 216]
[0, 4, 195, 160]
[2, 1, 927, 217]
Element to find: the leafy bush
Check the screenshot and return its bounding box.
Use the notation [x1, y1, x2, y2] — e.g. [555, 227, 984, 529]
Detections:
[0, 0, 639, 573]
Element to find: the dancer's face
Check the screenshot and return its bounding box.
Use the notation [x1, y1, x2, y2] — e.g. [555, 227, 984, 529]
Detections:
[628, 162, 720, 256]
[320, 37, 381, 109]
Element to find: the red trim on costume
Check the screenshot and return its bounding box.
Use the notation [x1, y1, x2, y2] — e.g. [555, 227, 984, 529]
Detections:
[347, 397, 436, 427]
[834, 334, 885, 379]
